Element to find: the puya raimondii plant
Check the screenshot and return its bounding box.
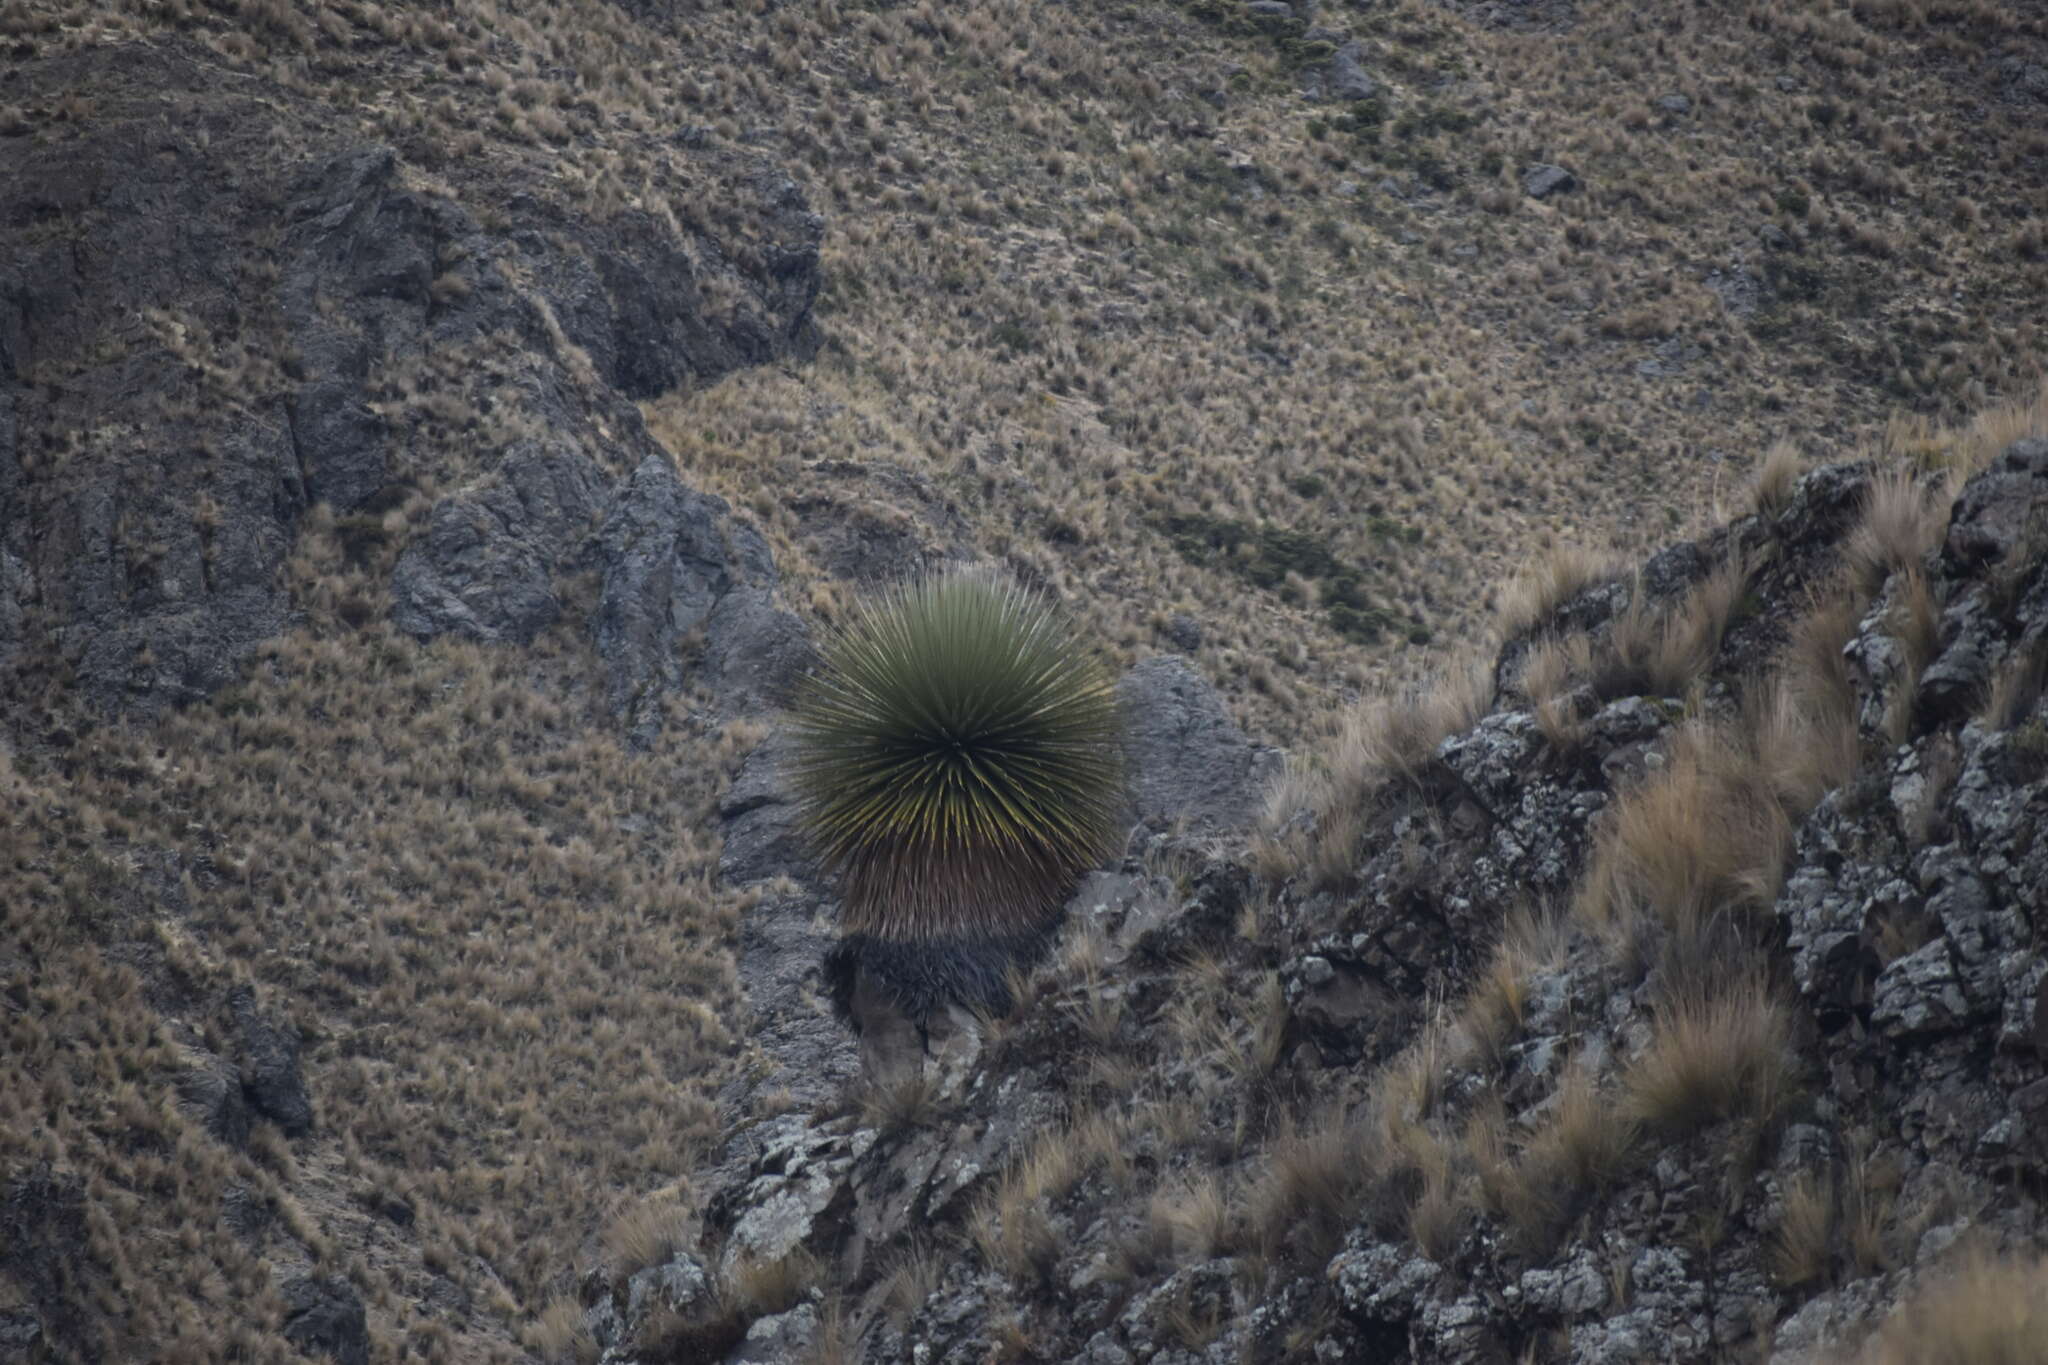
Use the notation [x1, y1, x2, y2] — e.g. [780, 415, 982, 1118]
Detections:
[789, 568, 1126, 945]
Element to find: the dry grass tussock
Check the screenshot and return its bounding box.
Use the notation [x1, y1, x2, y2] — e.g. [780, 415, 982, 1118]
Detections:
[1590, 554, 1756, 703]
[1240, 1108, 1388, 1268]
[970, 1111, 1131, 1284]
[1772, 1146, 1897, 1291]
[1574, 722, 1797, 981]
[1256, 654, 1492, 887]
[1451, 903, 1569, 1075]
[1883, 375, 2048, 488]
[1844, 1251, 2048, 1365]
[2, 517, 755, 1354]
[1490, 1062, 1641, 1256]
[1498, 545, 1623, 639]
[1984, 637, 2048, 732]
[1757, 593, 1865, 810]
[1514, 551, 1760, 756]
[1147, 1172, 1232, 1264]
[1846, 467, 1944, 595]
[1623, 977, 1800, 1138]
[1752, 441, 1805, 520]
[602, 1194, 697, 1281]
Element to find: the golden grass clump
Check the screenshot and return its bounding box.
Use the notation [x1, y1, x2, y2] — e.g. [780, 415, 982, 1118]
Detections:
[1499, 545, 1622, 639]
[1241, 1109, 1383, 1269]
[1453, 905, 1567, 1073]
[1146, 1173, 1231, 1264]
[1847, 1252, 2048, 1365]
[970, 1112, 1130, 1285]
[1493, 1062, 1640, 1256]
[602, 1194, 696, 1279]
[1256, 656, 1492, 887]
[1983, 637, 2048, 732]
[1845, 467, 1943, 595]
[1771, 1170, 1837, 1290]
[1753, 440, 1805, 520]
[1756, 594, 1866, 811]
[1623, 978, 1799, 1138]
[1574, 724, 1795, 978]
[1589, 555, 1755, 703]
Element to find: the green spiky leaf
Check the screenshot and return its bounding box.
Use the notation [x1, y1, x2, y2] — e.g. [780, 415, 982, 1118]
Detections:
[787, 569, 1126, 942]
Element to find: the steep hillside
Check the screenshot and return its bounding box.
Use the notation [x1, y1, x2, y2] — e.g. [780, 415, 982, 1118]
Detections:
[594, 399, 2048, 1365]
[1, 0, 2045, 1359]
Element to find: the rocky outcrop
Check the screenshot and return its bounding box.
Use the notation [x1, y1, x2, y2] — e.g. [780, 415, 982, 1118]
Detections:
[713, 650, 1278, 1115]
[0, 39, 819, 725]
[592, 455, 795, 746]
[390, 440, 608, 646]
[1118, 655, 1284, 835]
[229, 985, 314, 1139]
[279, 1275, 370, 1365]
[595, 448, 2047, 1365]
[0, 31, 824, 1359]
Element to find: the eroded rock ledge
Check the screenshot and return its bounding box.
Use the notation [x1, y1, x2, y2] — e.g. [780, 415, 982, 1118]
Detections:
[580, 446, 2047, 1365]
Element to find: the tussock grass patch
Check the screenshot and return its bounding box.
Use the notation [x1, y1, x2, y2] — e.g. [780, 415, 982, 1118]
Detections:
[1590, 555, 1756, 703]
[1983, 637, 2048, 732]
[970, 1111, 1131, 1285]
[1495, 1062, 1640, 1257]
[1851, 1252, 2048, 1365]
[1758, 594, 1866, 811]
[603, 1195, 696, 1281]
[1499, 545, 1622, 639]
[1623, 978, 1800, 1139]
[1846, 467, 1943, 595]
[1574, 724, 1795, 980]
[877, 1240, 946, 1327]
[860, 1069, 945, 1134]
[1241, 1109, 1386, 1268]
[1256, 656, 1492, 887]
[1772, 1170, 1837, 1290]
[1147, 1172, 1232, 1264]
[1752, 441, 1805, 520]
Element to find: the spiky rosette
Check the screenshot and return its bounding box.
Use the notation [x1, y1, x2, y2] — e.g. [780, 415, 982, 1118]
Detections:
[787, 569, 1126, 943]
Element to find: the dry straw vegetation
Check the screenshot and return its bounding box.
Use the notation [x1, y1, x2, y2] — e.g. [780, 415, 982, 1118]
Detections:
[5, 0, 2048, 1355]
[3, 533, 760, 1358]
[1843, 1252, 2048, 1365]
[1215, 381, 2048, 1315]
[31, 0, 2034, 738]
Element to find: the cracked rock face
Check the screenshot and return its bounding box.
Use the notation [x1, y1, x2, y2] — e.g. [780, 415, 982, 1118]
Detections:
[611, 452, 2048, 1365]
[0, 42, 819, 722]
[1118, 655, 1285, 834]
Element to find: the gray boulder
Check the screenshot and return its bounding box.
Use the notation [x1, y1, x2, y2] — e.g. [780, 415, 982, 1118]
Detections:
[718, 735, 810, 889]
[592, 454, 778, 746]
[391, 442, 607, 644]
[1523, 163, 1578, 198]
[1328, 41, 1380, 100]
[280, 1275, 369, 1365]
[700, 586, 815, 718]
[1117, 655, 1280, 833]
[230, 985, 313, 1137]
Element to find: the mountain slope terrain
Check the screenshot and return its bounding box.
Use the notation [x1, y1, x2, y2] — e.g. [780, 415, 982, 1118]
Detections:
[0, 0, 2045, 1359]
